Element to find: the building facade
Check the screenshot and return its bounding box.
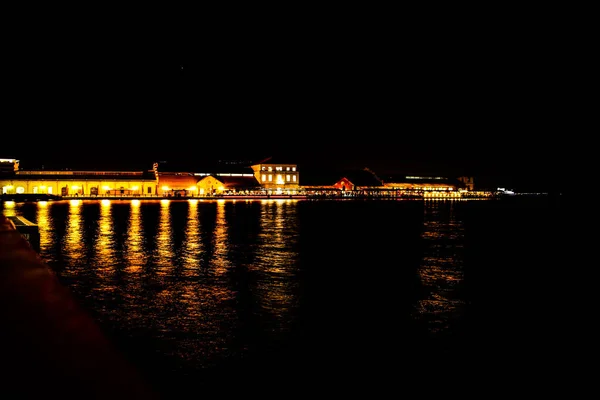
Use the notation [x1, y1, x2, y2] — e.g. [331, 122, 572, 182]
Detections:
[250, 158, 299, 191]
[1, 170, 157, 196]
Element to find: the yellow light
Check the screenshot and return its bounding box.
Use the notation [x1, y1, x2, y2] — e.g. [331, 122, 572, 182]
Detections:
[160, 199, 170, 204]
[71, 185, 79, 190]
[40, 185, 46, 189]
[131, 186, 139, 191]
[102, 186, 111, 191]
[38, 201, 48, 207]
[218, 186, 224, 191]
[6, 185, 13, 189]
[5, 201, 15, 206]
[131, 199, 140, 206]
[188, 186, 197, 191]
[101, 199, 111, 206]
[161, 186, 170, 191]
[70, 200, 81, 206]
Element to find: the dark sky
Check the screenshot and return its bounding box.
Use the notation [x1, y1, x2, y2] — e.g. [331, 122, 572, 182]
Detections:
[3, 7, 571, 192]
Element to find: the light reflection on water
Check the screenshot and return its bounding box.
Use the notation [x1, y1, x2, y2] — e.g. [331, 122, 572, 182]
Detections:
[64, 200, 83, 264]
[2, 201, 16, 216]
[253, 200, 300, 335]
[2, 198, 472, 390]
[154, 199, 174, 275]
[415, 199, 465, 335]
[125, 199, 145, 274]
[36, 201, 53, 255]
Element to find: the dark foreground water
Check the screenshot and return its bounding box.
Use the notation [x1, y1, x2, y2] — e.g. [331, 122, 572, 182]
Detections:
[2, 196, 570, 396]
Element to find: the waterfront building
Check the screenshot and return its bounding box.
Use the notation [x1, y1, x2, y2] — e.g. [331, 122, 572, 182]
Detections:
[1, 169, 158, 196]
[1, 157, 481, 199]
[0, 158, 19, 176]
[250, 157, 299, 191]
[154, 160, 260, 196]
[380, 174, 470, 198]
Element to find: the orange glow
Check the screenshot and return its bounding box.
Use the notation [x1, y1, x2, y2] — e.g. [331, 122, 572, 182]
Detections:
[125, 199, 144, 273]
[36, 200, 50, 250]
[183, 198, 200, 270]
[3, 201, 15, 216]
[96, 197, 115, 263]
[156, 197, 173, 274]
[65, 199, 83, 259]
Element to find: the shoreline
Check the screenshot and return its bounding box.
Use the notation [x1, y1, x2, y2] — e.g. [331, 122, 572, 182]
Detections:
[0, 193, 550, 203]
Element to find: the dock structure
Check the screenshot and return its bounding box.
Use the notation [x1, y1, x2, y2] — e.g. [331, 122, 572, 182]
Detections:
[6, 215, 39, 251]
[0, 215, 157, 398]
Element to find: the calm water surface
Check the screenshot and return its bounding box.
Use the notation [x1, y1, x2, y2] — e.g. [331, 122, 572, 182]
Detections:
[2, 197, 566, 396]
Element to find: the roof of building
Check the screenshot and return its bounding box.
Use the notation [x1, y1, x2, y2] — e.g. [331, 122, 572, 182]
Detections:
[156, 174, 198, 189]
[298, 168, 343, 187]
[15, 159, 153, 171]
[10, 171, 156, 181]
[337, 169, 384, 187]
[155, 160, 255, 174]
[212, 175, 260, 189]
[380, 174, 463, 186]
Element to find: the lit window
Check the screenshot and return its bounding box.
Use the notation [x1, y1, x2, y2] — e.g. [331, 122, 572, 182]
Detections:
[33, 187, 38, 194]
[286, 167, 290, 171]
[276, 174, 284, 184]
[276, 166, 283, 171]
[293, 175, 297, 182]
[268, 175, 272, 182]
[16, 187, 25, 194]
[48, 187, 53, 194]
[286, 175, 291, 182]
[268, 167, 272, 171]
[262, 174, 267, 182]
[292, 167, 296, 171]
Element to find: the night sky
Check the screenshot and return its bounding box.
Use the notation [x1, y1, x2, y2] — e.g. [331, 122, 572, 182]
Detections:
[3, 7, 570, 192]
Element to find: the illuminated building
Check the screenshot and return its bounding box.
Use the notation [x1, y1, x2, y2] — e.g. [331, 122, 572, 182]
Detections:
[0, 158, 19, 176]
[250, 156, 299, 190]
[153, 161, 261, 196]
[1, 169, 157, 196]
[381, 174, 471, 198]
[0, 157, 479, 199]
